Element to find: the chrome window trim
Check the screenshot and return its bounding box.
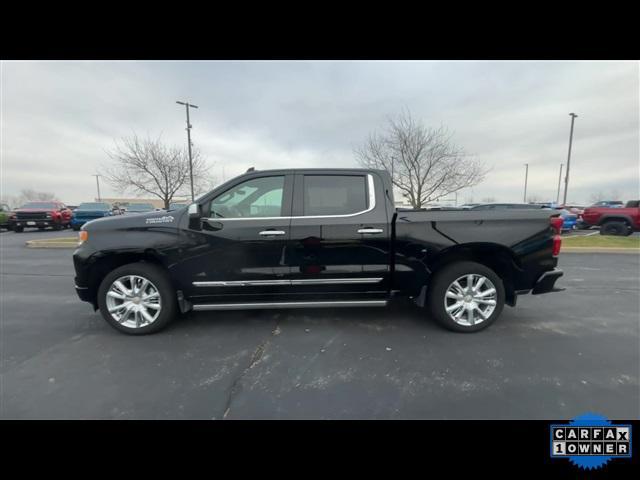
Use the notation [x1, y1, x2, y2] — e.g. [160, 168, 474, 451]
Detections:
[193, 277, 383, 287]
[201, 174, 376, 222]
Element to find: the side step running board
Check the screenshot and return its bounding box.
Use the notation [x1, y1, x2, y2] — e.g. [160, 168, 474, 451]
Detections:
[192, 300, 388, 311]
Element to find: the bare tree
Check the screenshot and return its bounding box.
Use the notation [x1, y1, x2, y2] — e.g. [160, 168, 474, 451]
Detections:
[609, 188, 621, 201]
[355, 110, 488, 208]
[589, 191, 605, 204]
[2, 189, 59, 208]
[103, 135, 213, 209]
[589, 189, 622, 204]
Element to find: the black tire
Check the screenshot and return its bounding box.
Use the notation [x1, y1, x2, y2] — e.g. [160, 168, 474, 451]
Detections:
[426, 261, 505, 333]
[600, 221, 628, 236]
[13, 226, 23, 233]
[52, 223, 63, 231]
[97, 262, 177, 335]
[72, 225, 80, 231]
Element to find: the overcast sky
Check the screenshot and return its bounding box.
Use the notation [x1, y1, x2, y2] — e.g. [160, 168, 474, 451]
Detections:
[1, 60, 638, 205]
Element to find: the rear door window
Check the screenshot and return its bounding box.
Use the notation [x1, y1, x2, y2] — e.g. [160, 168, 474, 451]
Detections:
[303, 175, 367, 216]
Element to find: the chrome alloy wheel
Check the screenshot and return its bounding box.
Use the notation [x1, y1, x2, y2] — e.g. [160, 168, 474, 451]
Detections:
[105, 275, 162, 328]
[443, 274, 497, 327]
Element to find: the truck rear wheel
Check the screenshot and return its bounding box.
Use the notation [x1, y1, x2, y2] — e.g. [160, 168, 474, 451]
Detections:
[600, 221, 629, 236]
[97, 262, 177, 335]
[427, 261, 505, 333]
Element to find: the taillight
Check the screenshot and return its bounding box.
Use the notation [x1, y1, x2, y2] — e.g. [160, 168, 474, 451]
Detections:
[78, 230, 88, 244]
[550, 216, 563, 234]
[552, 235, 562, 257]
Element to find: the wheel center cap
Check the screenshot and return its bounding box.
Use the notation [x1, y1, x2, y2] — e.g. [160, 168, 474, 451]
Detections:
[132, 296, 141, 304]
[464, 295, 472, 302]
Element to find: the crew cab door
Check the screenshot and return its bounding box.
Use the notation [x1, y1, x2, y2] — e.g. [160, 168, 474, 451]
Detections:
[179, 173, 294, 301]
[287, 172, 391, 297]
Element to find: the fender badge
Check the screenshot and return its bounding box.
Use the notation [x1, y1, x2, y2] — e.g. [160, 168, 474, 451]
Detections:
[146, 216, 174, 225]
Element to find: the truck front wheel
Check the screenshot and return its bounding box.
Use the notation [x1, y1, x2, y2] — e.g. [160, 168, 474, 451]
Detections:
[427, 261, 505, 333]
[97, 262, 177, 335]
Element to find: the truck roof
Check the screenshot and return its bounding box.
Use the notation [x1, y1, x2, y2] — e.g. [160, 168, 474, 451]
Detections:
[240, 168, 388, 175]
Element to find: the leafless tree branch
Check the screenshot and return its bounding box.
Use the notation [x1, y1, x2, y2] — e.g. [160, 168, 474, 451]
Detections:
[355, 109, 488, 208]
[102, 134, 213, 209]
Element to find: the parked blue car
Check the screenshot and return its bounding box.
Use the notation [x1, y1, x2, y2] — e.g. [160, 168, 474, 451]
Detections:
[71, 202, 114, 230]
[558, 209, 578, 231]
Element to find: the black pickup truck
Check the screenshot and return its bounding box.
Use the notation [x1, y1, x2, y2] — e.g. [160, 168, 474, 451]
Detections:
[73, 168, 564, 335]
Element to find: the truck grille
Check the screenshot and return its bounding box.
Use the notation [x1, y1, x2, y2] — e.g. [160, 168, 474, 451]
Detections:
[16, 212, 49, 220]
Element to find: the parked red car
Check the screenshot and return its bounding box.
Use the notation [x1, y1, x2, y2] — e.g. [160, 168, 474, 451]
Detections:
[581, 201, 640, 236]
[10, 201, 72, 232]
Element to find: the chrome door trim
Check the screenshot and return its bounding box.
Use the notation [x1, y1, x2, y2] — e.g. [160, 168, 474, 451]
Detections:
[357, 228, 384, 234]
[200, 174, 376, 222]
[290, 277, 382, 285]
[192, 300, 388, 311]
[259, 230, 286, 236]
[193, 280, 290, 287]
[192, 277, 383, 287]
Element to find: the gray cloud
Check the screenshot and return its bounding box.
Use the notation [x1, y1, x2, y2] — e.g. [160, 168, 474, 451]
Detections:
[1, 60, 638, 205]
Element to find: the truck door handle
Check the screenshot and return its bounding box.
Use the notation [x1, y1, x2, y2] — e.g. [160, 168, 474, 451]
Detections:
[358, 228, 384, 234]
[259, 230, 286, 236]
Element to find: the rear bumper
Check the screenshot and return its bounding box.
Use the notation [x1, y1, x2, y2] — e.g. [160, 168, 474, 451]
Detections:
[531, 268, 564, 294]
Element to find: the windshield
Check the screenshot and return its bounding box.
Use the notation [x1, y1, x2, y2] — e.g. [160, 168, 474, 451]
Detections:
[78, 202, 110, 210]
[127, 204, 154, 211]
[20, 202, 57, 209]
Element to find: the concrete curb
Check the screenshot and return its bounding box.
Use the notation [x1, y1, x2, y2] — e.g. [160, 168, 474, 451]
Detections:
[25, 240, 78, 249]
[562, 247, 640, 254]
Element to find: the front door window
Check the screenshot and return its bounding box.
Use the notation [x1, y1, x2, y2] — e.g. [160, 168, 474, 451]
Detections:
[208, 176, 285, 218]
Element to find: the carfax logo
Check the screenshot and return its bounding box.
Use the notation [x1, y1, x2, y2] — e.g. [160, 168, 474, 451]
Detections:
[146, 215, 174, 224]
[550, 413, 632, 470]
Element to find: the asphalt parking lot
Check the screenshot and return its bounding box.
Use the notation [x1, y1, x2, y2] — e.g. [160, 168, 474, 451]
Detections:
[1, 229, 638, 419]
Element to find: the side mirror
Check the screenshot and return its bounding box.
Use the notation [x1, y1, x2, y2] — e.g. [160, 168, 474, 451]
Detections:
[188, 203, 202, 230]
[188, 203, 201, 218]
[202, 218, 224, 231]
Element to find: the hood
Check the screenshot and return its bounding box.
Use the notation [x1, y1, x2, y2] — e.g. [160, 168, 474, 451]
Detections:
[15, 208, 57, 213]
[82, 210, 181, 231]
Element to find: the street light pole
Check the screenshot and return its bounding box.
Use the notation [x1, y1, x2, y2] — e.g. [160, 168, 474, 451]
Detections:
[523, 163, 529, 202]
[390, 156, 395, 184]
[562, 113, 578, 206]
[556, 163, 564, 204]
[176, 100, 199, 202]
[92, 174, 102, 201]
